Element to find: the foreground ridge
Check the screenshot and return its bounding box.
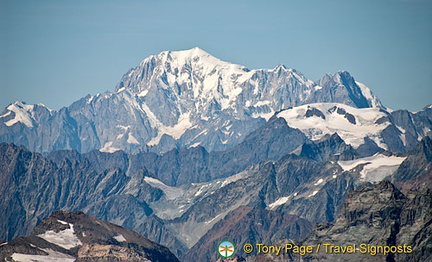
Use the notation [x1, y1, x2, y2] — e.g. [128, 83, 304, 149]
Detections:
[0, 210, 179, 262]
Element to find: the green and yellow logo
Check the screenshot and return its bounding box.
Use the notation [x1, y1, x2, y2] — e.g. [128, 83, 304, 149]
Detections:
[218, 240, 235, 258]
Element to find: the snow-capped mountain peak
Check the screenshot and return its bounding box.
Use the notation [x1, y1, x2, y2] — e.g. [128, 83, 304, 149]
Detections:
[1, 48, 401, 154]
[0, 102, 35, 128]
[116, 48, 382, 123]
[0, 101, 52, 128]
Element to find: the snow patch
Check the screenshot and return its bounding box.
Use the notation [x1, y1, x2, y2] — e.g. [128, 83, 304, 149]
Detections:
[338, 154, 406, 182]
[144, 176, 184, 200]
[220, 172, 246, 187]
[254, 100, 271, 107]
[113, 234, 126, 242]
[100, 142, 120, 153]
[195, 187, 204, 196]
[400, 133, 407, 146]
[37, 223, 82, 250]
[127, 133, 140, 144]
[314, 179, 324, 186]
[12, 248, 76, 262]
[308, 190, 319, 198]
[252, 109, 275, 121]
[144, 176, 166, 186]
[87, 95, 95, 104]
[205, 214, 221, 224]
[188, 142, 201, 148]
[138, 90, 149, 97]
[268, 196, 290, 209]
[57, 220, 68, 225]
[0, 111, 11, 118]
[146, 109, 192, 146]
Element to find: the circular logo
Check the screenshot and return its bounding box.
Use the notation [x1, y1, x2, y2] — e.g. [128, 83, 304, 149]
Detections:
[218, 240, 235, 258]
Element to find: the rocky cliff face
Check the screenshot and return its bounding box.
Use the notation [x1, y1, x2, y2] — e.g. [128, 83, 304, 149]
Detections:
[0, 210, 179, 262]
[242, 177, 431, 262]
[299, 133, 358, 161]
[295, 180, 432, 262]
[392, 136, 432, 192]
[181, 206, 312, 262]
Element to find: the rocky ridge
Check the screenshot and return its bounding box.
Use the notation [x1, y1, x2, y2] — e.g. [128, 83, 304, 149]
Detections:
[0, 210, 179, 262]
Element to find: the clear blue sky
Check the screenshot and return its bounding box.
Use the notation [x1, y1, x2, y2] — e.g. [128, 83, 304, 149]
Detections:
[1, 0, 431, 111]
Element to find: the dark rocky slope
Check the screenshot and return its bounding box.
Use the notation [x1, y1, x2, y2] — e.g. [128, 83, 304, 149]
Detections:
[181, 206, 312, 262]
[298, 180, 432, 262]
[243, 179, 431, 262]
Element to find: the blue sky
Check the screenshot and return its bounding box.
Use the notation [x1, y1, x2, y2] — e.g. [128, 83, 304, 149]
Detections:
[1, 0, 431, 111]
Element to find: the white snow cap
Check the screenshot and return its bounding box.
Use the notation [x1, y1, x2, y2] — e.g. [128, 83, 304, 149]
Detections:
[277, 103, 391, 149]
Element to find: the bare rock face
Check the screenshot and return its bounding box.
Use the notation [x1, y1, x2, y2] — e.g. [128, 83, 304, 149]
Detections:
[78, 244, 151, 261]
[295, 180, 431, 262]
[241, 179, 431, 262]
[299, 133, 358, 161]
[0, 210, 179, 262]
[392, 136, 432, 192]
[181, 206, 312, 262]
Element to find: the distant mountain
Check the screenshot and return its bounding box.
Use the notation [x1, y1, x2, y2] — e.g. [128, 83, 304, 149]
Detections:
[0, 210, 179, 262]
[0, 48, 389, 154]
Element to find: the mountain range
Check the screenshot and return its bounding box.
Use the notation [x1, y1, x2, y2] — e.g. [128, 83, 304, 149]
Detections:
[3, 47, 430, 156]
[1, 48, 431, 261]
